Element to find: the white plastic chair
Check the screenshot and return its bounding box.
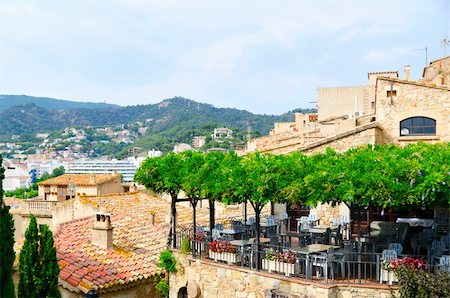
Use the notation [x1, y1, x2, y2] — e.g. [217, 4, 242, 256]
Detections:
[380, 249, 398, 284]
[212, 228, 221, 240]
[388, 243, 403, 255]
[437, 255, 450, 273]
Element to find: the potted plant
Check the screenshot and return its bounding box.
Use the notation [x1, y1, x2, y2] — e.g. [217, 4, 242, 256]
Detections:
[190, 231, 208, 253]
[381, 259, 398, 285]
[384, 257, 429, 293]
[208, 240, 240, 264]
[262, 248, 277, 273]
[262, 249, 299, 276]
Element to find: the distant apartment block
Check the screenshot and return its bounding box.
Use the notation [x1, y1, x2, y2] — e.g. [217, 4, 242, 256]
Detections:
[148, 149, 163, 158]
[128, 147, 142, 156]
[213, 127, 233, 139]
[192, 136, 206, 148]
[66, 160, 137, 182]
[3, 166, 31, 191]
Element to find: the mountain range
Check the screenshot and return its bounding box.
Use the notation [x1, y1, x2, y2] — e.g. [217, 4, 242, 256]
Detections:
[0, 95, 316, 144]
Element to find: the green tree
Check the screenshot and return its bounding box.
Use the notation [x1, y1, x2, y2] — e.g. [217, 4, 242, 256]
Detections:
[18, 215, 41, 297]
[134, 153, 185, 247]
[51, 166, 65, 178]
[39, 225, 61, 298]
[0, 154, 16, 298]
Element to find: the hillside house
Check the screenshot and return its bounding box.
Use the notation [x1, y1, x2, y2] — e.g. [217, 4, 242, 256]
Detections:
[38, 173, 123, 201]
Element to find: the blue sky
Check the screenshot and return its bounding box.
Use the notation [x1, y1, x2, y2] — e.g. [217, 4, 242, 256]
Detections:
[1, 0, 449, 114]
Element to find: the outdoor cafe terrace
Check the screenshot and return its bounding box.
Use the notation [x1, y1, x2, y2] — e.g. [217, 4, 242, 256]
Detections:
[173, 212, 450, 288]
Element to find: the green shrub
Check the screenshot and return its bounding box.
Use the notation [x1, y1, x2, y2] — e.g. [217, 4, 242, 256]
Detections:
[180, 236, 191, 254]
[158, 249, 177, 272]
[155, 279, 169, 298]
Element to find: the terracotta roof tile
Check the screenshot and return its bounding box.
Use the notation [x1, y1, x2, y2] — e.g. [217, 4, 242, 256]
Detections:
[39, 174, 119, 186]
[55, 192, 251, 294]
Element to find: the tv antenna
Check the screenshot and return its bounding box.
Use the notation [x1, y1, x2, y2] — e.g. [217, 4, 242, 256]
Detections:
[441, 37, 450, 56]
[414, 47, 428, 66]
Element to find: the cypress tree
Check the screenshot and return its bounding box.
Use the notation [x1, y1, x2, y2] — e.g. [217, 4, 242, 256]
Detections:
[0, 155, 16, 298]
[18, 214, 41, 298]
[39, 225, 61, 298]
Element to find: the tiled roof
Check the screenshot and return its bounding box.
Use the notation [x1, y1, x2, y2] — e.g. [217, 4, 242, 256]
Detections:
[55, 192, 253, 294]
[55, 193, 169, 293]
[39, 174, 119, 186]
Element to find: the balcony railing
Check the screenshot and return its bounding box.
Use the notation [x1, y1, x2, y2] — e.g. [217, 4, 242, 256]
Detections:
[174, 230, 447, 286]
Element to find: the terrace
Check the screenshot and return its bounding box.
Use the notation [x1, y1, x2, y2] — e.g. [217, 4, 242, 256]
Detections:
[173, 212, 449, 291]
[134, 144, 450, 297]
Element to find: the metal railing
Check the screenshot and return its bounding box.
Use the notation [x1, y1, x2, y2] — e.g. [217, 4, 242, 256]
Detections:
[173, 231, 413, 286]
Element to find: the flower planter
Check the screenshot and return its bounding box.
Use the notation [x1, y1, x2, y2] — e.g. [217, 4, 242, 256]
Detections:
[380, 269, 398, 285]
[209, 251, 241, 264]
[262, 259, 299, 277]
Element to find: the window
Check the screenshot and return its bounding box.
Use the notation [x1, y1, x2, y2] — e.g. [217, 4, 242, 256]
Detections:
[400, 117, 436, 136]
[387, 90, 397, 97]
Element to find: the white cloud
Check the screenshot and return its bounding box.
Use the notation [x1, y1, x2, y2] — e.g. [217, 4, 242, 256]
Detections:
[0, 0, 445, 113]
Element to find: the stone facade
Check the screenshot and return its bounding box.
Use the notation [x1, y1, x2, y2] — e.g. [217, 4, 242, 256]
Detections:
[60, 282, 158, 298]
[170, 252, 396, 298]
[245, 56, 449, 155]
[375, 78, 450, 145]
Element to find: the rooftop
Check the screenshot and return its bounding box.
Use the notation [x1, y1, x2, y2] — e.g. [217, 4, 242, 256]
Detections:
[39, 173, 119, 187]
[54, 192, 251, 294]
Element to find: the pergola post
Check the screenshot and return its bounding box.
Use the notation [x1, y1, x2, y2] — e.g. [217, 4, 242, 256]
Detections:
[253, 202, 262, 270]
[209, 199, 215, 238]
[192, 198, 198, 256]
[171, 197, 177, 248]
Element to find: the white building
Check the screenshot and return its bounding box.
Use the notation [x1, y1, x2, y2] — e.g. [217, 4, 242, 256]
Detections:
[213, 127, 233, 139]
[3, 167, 31, 191]
[148, 149, 163, 158]
[66, 160, 137, 182]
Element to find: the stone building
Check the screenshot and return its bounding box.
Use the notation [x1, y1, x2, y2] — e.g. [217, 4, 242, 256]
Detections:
[38, 173, 123, 201]
[10, 174, 124, 239]
[245, 55, 450, 224]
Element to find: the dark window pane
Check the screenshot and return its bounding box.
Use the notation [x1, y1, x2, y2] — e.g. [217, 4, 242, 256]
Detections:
[399, 117, 436, 136]
[400, 118, 412, 127]
[423, 118, 435, 127]
[412, 117, 424, 126]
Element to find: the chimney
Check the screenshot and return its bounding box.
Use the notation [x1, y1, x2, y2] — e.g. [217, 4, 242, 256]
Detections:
[92, 213, 113, 250]
[404, 65, 410, 80]
[150, 213, 155, 225]
[89, 175, 97, 184]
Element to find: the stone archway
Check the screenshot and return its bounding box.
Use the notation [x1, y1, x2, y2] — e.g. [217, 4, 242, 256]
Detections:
[177, 286, 188, 298]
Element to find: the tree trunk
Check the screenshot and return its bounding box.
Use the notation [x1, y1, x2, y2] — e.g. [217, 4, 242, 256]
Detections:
[357, 205, 362, 282]
[244, 201, 247, 223]
[209, 199, 215, 239]
[169, 195, 177, 248]
[254, 203, 262, 270]
[192, 198, 198, 257]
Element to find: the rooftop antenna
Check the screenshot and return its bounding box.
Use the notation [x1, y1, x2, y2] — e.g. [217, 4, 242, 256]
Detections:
[442, 37, 450, 56]
[414, 47, 428, 66]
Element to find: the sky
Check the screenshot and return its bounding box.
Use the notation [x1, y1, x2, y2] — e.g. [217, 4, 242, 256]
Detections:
[1, 0, 449, 115]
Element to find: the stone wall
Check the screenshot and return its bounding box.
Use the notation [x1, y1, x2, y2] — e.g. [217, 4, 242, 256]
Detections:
[60, 281, 158, 298]
[317, 86, 369, 120]
[376, 78, 450, 145]
[265, 125, 381, 156]
[170, 253, 396, 298]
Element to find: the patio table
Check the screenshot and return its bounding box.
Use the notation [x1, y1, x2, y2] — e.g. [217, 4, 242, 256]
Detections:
[278, 232, 310, 247]
[230, 238, 270, 268]
[220, 229, 243, 240]
[290, 244, 339, 279]
[260, 222, 278, 237]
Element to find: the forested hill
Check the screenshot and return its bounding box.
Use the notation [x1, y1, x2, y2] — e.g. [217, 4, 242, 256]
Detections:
[0, 95, 118, 112]
[0, 96, 316, 137]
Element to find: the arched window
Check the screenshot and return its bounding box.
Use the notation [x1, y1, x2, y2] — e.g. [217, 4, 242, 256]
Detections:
[400, 117, 436, 136]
